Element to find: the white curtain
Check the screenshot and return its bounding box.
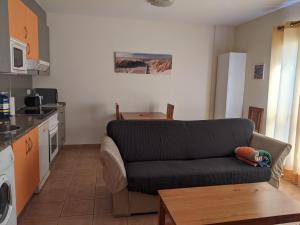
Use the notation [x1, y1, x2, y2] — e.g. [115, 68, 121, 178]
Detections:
[266, 25, 300, 180]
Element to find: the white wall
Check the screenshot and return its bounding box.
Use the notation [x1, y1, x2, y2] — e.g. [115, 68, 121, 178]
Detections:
[33, 13, 215, 144]
[234, 2, 300, 134]
[209, 26, 235, 118]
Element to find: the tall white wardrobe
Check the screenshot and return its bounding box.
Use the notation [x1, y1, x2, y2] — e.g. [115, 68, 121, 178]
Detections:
[214, 52, 247, 119]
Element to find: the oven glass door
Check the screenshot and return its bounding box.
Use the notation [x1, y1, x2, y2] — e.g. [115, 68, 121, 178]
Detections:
[49, 127, 59, 162]
[0, 181, 11, 223]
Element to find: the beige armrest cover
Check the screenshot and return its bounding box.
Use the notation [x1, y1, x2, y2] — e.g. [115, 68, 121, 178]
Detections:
[250, 132, 291, 188]
[100, 136, 127, 194]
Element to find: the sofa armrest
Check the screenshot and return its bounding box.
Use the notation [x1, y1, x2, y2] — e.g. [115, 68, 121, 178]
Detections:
[100, 136, 127, 193]
[250, 132, 291, 188]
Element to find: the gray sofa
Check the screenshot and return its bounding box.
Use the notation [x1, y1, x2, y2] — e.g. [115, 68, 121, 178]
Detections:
[100, 119, 291, 216]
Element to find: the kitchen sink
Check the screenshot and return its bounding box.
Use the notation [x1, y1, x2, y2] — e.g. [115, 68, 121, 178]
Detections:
[0, 125, 21, 134]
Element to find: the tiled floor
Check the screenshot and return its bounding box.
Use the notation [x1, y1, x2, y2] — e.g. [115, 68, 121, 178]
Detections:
[17, 147, 300, 225]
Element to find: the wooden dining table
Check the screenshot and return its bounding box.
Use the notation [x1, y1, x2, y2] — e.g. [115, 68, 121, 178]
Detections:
[121, 112, 170, 120]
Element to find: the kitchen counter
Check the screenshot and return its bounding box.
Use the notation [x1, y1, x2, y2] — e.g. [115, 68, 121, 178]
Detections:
[0, 102, 66, 151]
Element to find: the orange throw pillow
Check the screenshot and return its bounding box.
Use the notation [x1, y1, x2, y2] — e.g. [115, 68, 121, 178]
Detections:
[235, 146, 259, 162]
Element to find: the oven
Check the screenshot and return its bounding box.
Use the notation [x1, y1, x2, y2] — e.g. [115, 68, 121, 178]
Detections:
[48, 113, 59, 163]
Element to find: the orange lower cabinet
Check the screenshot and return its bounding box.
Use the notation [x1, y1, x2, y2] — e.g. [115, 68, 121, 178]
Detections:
[27, 128, 40, 194]
[13, 128, 40, 216]
[12, 134, 29, 215]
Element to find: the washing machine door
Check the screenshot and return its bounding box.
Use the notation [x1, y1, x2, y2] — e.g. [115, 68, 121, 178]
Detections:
[0, 175, 12, 225]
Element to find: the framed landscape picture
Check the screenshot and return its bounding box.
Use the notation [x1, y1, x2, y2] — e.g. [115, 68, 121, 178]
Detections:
[114, 52, 172, 75]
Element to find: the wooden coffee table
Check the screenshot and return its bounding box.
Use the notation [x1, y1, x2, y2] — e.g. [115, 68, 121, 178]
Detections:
[158, 182, 300, 225]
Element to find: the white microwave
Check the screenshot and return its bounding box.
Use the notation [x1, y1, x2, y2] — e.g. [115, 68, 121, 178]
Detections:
[10, 38, 27, 74]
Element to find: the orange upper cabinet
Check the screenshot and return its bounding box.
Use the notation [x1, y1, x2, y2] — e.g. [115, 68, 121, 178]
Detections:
[24, 7, 39, 59]
[8, 0, 39, 59]
[8, 0, 27, 43]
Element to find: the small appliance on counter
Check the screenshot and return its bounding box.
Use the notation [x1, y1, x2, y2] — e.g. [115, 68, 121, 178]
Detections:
[0, 92, 10, 119]
[24, 94, 43, 107]
[33, 88, 58, 106]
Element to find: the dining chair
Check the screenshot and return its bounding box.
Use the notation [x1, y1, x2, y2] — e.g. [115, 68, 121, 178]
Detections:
[115, 103, 123, 120]
[167, 104, 175, 120]
[248, 106, 264, 133]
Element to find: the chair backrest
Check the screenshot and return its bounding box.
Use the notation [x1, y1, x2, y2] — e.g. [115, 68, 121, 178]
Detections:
[248, 106, 264, 133]
[167, 104, 174, 120]
[115, 103, 121, 120]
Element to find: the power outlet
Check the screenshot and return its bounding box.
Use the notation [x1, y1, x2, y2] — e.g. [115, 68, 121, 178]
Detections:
[26, 89, 32, 95]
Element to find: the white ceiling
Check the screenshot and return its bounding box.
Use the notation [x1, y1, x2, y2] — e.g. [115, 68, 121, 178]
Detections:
[36, 0, 300, 26]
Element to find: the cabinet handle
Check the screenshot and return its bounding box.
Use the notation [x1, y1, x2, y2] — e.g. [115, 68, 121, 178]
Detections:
[28, 138, 33, 152]
[25, 139, 29, 155]
[24, 26, 28, 39]
[27, 43, 31, 56]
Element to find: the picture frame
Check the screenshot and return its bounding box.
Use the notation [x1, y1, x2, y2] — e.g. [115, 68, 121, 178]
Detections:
[254, 64, 265, 80]
[114, 52, 172, 75]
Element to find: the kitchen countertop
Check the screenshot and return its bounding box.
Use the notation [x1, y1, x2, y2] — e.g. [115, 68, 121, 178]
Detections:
[0, 102, 66, 151]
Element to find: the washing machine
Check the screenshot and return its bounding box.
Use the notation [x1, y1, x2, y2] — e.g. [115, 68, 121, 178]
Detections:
[0, 145, 17, 225]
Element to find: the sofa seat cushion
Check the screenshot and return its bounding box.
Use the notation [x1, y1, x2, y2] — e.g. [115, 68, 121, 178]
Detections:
[126, 157, 271, 195]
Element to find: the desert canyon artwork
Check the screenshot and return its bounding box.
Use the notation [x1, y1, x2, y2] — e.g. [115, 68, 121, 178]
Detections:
[114, 52, 172, 75]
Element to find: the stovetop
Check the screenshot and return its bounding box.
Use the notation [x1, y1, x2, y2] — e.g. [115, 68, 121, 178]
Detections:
[16, 107, 56, 116]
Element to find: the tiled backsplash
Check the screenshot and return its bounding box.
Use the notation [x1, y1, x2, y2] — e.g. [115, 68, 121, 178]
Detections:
[0, 75, 32, 110]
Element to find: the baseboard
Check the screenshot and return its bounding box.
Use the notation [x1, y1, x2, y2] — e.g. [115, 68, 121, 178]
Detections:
[63, 144, 101, 149]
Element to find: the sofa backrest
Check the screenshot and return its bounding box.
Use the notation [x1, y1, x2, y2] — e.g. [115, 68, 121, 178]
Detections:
[107, 119, 254, 162]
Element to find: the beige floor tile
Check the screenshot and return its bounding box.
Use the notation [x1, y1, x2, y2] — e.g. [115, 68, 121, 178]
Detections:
[49, 171, 74, 180]
[44, 177, 72, 191]
[75, 169, 97, 178]
[51, 160, 76, 169]
[93, 214, 127, 225]
[32, 188, 68, 203]
[95, 186, 111, 199]
[71, 176, 97, 187]
[79, 154, 99, 160]
[59, 150, 81, 158]
[94, 197, 113, 215]
[58, 215, 93, 225]
[20, 148, 300, 225]
[19, 220, 58, 225]
[68, 185, 96, 200]
[96, 169, 103, 179]
[78, 159, 96, 164]
[96, 177, 106, 187]
[21, 202, 64, 221]
[62, 200, 94, 217]
[127, 214, 158, 225]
